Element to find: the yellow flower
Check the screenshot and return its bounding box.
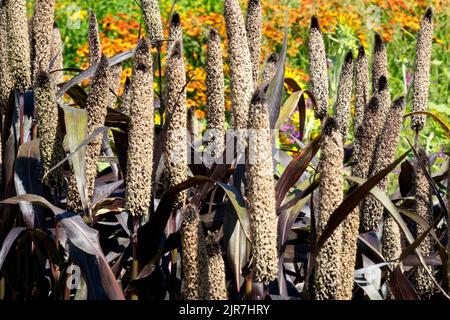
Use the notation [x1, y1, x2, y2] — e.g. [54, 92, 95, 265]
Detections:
[155, 112, 162, 126]
[68, 9, 87, 22]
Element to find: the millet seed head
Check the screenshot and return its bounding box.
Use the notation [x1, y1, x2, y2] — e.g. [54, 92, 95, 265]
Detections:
[49, 25, 64, 89]
[261, 52, 278, 84]
[246, 90, 278, 284]
[354, 45, 369, 135]
[88, 10, 101, 67]
[107, 64, 123, 108]
[376, 74, 391, 131]
[168, 12, 182, 55]
[308, 16, 329, 121]
[35, 69, 64, 187]
[0, 4, 13, 115]
[85, 54, 111, 200]
[354, 96, 382, 232]
[245, 0, 263, 84]
[206, 28, 225, 160]
[66, 172, 84, 213]
[205, 232, 228, 300]
[382, 215, 402, 261]
[5, 0, 31, 92]
[181, 206, 209, 300]
[372, 32, 388, 94]
[125, 39, 154, 218]
[361, 96, 405, 232]
[119, 77, 132, 115]
[340, 205, 360, 300]
[335, 50, 354, 139]
[315, 116, 344, 300]
[224, 0, 253, 135]
[353, 96, 381, 180]
[412, 148, 434, 298]
[140, 0, 164, 46]
[341, 75, 372, 297]
[164, 40, 188, 209]
[411, 7, 433, 132]
[31, 0, 55, 85]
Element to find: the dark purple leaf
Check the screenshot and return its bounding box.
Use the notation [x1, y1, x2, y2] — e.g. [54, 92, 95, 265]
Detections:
[14, 140, 46, 229]
[111, 129, 128, 178]
[390, 267, 420, 300]
[65, 84, 87, 108]
[275, 133, 322, 207]
[0, 227, 26, 269]
[0, 194, 125, 300]
[92, 180, 124, 206]
[399, 160, 414, 197]
[57, 49, 135, 98]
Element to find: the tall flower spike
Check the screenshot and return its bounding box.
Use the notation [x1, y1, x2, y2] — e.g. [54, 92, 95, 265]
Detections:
[362, 97, 405, 234]
[28, 17, 34, 65]
[140, 0, 163, 46]
[0, 4, 13, 115]
[125, 39, 154, 218]
[224, 0, 253, 140]
[5, 0, 31, 92]
[88, 10, 101, 67]
[340, 97, 382, 299]
[67, 174, 83, 213]
[314, 117, 344, 300]
[245, 0, 263, 84]
[205, 232, 228, 300]
[340, 213, 358, 299]
[412, 149, 435, 298]
[107, 64, 123, 107]
[181, 206, 208, 300]
[164, 41, 188, 209]
[247, 90, 278, 284]
[35, 70, 64, 187]
[31, 0, 56, 84]
[308, 16, 329, 121]
[353, 96, 381, 180]
[50, 25, 64, 88]
[205, 28, 225, 161]
[376, 74, 391, 135]
[261, 52, 278, 84]
[335, 50, 354, 139]
[85, 55, 111, 200]
[340, 98, 383, 300]
[364, 98, 405, 299]
[168, 12, 182, 55]
[354, 45, 369, 133]
[381, 208, 403, 300]
[411, 8, 433, 132]
[371, 32, 388, 94]
[119, 77, 131, 115]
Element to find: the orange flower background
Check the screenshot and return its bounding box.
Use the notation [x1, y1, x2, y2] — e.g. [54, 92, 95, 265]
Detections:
[53, 0, 448, 143]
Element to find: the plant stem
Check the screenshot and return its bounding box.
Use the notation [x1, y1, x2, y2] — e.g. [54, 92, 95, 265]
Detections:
[157, 45, 164, 127]
[130, 215, 140, 300]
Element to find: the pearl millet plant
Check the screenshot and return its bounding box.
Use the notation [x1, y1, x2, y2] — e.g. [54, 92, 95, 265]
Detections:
[314, 117, 344, 300]
[246, 90, 278, 284]
[411, 8, 433, 132]
[5, 0, 31, 92]
[245, 0, 263, 84]
[308, 16, 329, 121]
[125, 39, 154, 218]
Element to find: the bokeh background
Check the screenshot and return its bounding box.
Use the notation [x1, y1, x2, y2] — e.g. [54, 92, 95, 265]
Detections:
[26, 0, 449, 162]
